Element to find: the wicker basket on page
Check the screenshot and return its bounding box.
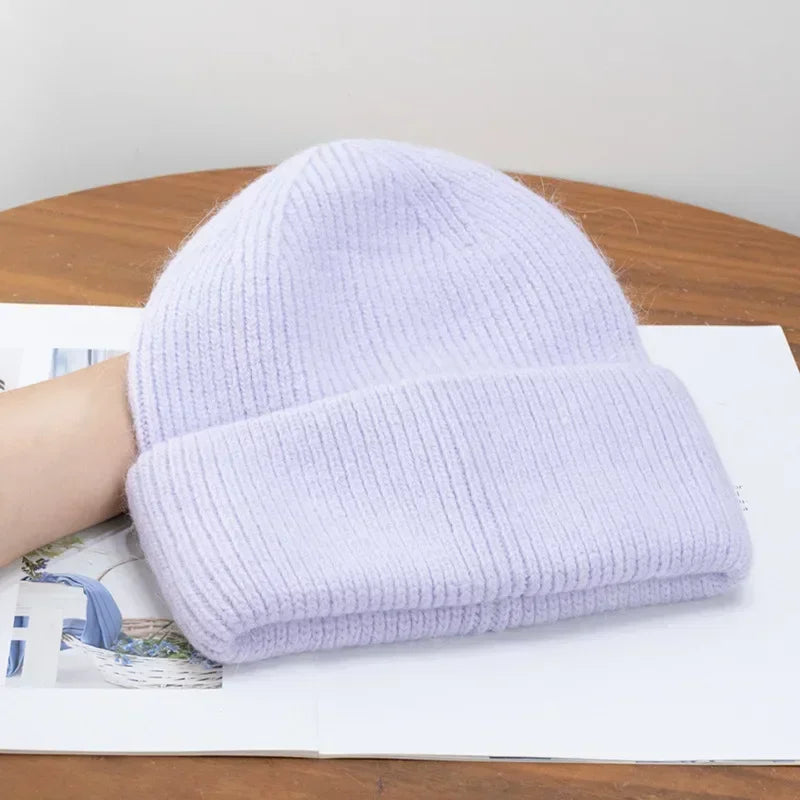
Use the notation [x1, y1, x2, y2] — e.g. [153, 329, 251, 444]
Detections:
[62, 618, 223, 689]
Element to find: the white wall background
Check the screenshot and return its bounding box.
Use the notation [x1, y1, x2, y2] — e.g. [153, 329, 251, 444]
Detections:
[1, 0, 798, 235]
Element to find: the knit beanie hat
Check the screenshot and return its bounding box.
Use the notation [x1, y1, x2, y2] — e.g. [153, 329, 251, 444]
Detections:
[126, 139, 750, 664]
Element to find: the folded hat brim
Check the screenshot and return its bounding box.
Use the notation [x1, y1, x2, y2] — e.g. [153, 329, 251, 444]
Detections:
[126, 364, 750, 663]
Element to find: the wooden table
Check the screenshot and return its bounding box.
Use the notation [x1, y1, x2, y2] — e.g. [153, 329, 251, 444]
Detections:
[1, 169, 799, 799]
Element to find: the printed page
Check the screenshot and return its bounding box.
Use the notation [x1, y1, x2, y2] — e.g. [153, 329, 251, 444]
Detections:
[0, 305, 317, 754]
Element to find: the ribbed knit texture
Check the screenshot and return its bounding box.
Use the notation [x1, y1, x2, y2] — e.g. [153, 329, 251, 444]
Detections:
[126, 139, 750, 663]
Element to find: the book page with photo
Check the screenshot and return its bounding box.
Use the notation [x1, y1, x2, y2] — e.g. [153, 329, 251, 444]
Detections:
[0, 305, 319, 755]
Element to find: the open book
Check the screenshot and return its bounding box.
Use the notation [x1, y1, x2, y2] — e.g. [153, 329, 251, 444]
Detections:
[1, 303, 799, 761]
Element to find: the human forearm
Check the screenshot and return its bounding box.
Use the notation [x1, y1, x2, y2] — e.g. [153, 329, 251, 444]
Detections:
[0, 354, 135, 566]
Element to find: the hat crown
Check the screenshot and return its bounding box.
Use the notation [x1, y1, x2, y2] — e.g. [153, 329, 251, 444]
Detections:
[131, 139, 640, 450]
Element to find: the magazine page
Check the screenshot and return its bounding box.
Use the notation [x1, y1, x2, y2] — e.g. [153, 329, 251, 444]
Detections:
[2, 305, 799, 761]
[0, 305, 318, 754]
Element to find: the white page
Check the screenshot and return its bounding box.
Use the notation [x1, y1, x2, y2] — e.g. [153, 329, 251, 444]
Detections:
[315, 325, 800, 762]
[0, 305, 798, 761]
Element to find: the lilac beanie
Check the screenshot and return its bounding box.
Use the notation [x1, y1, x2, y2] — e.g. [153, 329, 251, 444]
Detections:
[126, 139, 750, 663]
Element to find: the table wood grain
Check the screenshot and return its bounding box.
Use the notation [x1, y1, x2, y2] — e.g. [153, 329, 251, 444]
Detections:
[1, 169, 799, 799]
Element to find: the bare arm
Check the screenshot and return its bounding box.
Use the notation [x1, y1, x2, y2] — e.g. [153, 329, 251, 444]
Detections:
[0, 354, 136, 566]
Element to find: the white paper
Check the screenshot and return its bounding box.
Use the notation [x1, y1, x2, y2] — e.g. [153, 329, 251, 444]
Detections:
[0, 304, 798, 762]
